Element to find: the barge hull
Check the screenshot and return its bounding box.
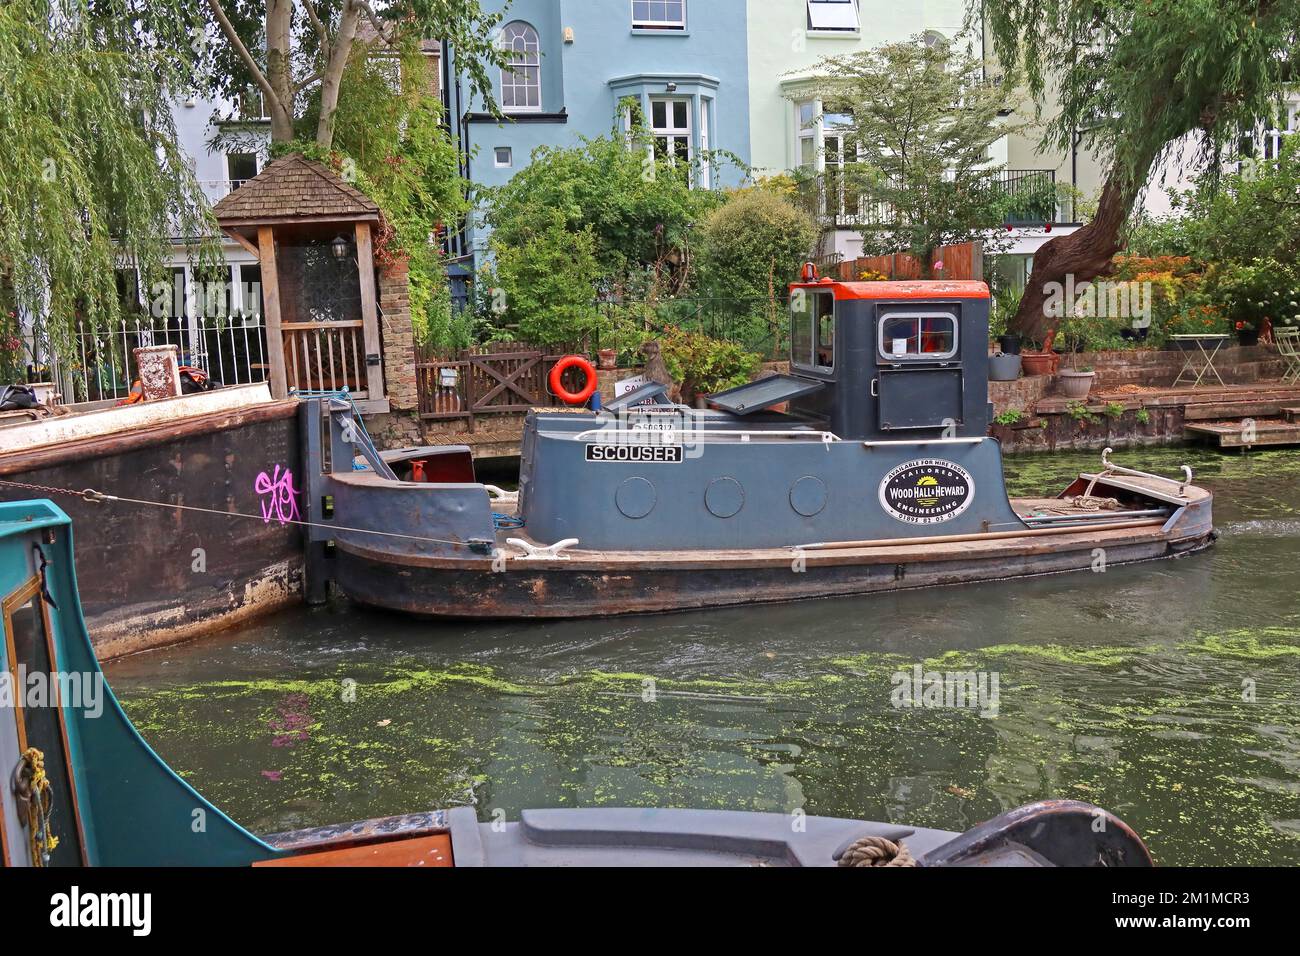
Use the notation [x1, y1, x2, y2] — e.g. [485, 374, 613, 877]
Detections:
[334, 521, 1215, 619]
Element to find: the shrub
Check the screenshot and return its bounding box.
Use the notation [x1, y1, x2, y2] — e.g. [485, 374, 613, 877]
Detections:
[695, 189, 819, 302]
[656, 326, 762, 403]
[484, 218, 602, 348]
[1205, 258, 1300, 331]
[482, 131, 721, 283]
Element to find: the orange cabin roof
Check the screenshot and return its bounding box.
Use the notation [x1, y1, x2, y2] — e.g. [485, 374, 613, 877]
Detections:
[791, 279, 990, 300]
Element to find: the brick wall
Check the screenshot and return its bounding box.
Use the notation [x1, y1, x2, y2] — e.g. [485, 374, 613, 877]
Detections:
[378, 260, 418, 412]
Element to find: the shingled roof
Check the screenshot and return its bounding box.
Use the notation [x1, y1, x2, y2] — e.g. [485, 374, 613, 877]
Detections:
[212, 154, 380, 227]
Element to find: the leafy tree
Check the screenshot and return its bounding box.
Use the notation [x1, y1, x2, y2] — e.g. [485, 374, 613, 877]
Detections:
[290, 38, 470, 346]
[1160, 138, 1300, 267]
[481, 130, 723, 291]
[980, 0, 1300, 341]
[484, 218, 602, 348]
[0, 0, 219, 361]
[796, 36, 1022, 266]
[202, 0, 510, 146]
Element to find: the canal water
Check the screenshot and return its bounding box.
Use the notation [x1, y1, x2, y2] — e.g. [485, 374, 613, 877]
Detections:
[105, 446, 1300, 866]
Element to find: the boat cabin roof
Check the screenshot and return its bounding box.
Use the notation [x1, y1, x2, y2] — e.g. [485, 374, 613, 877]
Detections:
[791, 279, 990, 301]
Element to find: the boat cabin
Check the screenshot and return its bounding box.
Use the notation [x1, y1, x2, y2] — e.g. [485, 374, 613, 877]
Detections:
[710, 275, 992, 440]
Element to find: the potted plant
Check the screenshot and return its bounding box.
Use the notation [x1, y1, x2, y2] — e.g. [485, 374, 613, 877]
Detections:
[1235, 320, 1259, 347]
[597, 347, 618, 370]
[1058, 365, 1095, 399]
[1057, 321, 1095, 399]
[1020, 330, 1061, 377]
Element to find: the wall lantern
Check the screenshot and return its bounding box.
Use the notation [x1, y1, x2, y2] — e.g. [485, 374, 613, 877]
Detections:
[330, 234, 353, 261]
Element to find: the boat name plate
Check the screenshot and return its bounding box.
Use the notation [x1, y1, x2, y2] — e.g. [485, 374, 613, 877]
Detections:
[879, 458, 976, 525]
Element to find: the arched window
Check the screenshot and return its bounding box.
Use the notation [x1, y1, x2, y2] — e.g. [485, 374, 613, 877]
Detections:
[500, 22, 541, 112]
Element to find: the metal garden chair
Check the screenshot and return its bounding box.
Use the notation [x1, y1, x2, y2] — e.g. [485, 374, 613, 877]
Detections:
[1275, 327, 1300, 385]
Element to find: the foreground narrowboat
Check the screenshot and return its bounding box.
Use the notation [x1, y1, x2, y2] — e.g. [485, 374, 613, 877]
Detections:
[1, 498, 1153, 866]
[302, 274, 1214, 618]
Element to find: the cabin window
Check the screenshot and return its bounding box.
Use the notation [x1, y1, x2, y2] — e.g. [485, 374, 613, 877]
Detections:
[878, 311, 958, 361]
[791, 290, 834, 371]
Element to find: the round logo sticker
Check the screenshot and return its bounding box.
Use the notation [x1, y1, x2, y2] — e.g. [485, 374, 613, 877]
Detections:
[878, 459, 975, 525]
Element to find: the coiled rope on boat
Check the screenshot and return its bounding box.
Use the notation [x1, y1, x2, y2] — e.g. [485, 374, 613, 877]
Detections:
[837, 835, 916, 867]
[14, 748, 59, 866]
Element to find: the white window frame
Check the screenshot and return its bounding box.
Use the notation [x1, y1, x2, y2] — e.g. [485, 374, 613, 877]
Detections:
[499, 21, 541, 113]
[877, 311, 960, 363]
[698, 99, 711, 189]
[493, 147, 513, 168]
[651, 97, 692, 167]
[797, 99, 819, 171]
[807, 0, 860, 33]
[632, 0, 686, 31]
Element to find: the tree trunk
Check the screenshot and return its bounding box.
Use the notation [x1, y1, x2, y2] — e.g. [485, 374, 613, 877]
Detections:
[1008, 166, 1140, 345]
[315, 2, 362, 149]
[266, 0, 295, 142]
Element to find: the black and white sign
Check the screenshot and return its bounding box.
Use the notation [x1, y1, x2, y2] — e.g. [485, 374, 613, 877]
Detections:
[879, 458, 975, 524]
[585, 443, 684, 464]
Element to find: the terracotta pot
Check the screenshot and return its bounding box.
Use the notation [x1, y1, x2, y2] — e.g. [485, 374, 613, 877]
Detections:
[1058, 369, 1096, 400]
[597, 348, 618, 371]
[1020, 353, 1057, 377]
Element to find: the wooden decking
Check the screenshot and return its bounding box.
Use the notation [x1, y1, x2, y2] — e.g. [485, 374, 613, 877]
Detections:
[1171, 386, 1300, 448]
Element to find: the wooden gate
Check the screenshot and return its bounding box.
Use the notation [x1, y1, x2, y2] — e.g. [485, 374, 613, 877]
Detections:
[416, 344, 578, 430]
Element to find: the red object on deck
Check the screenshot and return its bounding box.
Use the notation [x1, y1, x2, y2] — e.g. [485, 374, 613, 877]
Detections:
[411, 460, 428, 483]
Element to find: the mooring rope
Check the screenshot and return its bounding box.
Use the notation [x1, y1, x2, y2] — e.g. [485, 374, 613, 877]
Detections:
[0, 477, 487, 552]
[14, 747, 59, 866]
[837, 835, 917, 867]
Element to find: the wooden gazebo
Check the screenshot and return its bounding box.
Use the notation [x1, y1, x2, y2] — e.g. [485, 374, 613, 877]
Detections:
[213, 155, 386, 404]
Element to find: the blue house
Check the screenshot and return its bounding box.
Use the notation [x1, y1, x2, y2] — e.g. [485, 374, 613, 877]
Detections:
[445, 0, 752, 267]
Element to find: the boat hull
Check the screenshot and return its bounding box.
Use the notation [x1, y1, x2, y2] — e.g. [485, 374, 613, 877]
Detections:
[333, 513, 1215, 619]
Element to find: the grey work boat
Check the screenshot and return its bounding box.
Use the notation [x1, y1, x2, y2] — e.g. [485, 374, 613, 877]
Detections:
[300, 272, 1214, 619]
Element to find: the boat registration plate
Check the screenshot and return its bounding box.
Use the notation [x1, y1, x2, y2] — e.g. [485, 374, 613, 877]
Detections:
[585, 444, 684, 463]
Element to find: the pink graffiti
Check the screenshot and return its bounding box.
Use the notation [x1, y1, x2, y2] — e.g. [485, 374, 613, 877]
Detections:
[255, 464, 300, 526]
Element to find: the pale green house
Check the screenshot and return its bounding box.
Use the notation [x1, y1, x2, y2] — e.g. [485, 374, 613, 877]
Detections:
[745, 0, 970, 179]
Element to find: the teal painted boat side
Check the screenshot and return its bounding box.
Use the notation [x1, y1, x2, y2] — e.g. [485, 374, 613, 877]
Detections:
[0, 499, 278, 866]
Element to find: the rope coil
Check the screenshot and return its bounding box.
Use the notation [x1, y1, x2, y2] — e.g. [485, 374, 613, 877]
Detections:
[13, 748, 59, 866]
[837, 835, 916, 867]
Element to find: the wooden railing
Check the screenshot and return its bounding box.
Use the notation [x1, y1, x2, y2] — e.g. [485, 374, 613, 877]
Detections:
[283, 321, 371, 397]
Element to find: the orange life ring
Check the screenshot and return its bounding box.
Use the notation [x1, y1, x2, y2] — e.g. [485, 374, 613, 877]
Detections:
[549, 355, 599, 406]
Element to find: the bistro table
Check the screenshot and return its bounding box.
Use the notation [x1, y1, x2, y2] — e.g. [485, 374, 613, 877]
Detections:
[1170, 333, 1231, 388]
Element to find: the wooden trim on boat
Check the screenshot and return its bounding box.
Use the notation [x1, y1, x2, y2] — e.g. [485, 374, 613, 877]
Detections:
[800, 518, 1167, 551]
[40, 583, 90, 865]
